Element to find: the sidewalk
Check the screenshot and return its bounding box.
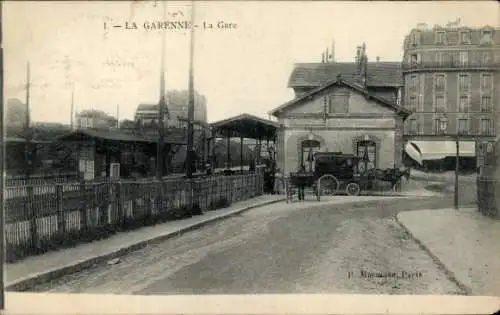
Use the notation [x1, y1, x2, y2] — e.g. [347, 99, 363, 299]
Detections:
[397, 208, 500, 296]
[6, 194, 285, 291]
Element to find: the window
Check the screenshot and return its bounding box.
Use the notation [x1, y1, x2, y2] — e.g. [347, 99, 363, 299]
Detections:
[436, 31, 445, 44]
[301, 140, 321, 172]
[458, 95, 469, 113]
[408, 95, 418, 112]
[328, 94, 349, 113]
[411, 32, 420, 46]
[409, 119, 418, 134]
[435, 95, 446, 112]
[481, 96, 492, 112]
[434, 74, 446, 91]
[481, 30, 492, 44]
[410, 53, 420, 64]
[356, 140, 376, 174]
[410, 75, 419, 90]
[435, 52, 445, 65]
[458, 74, 470, 91]
[481, 74, 492, 91]
[481, 52, 491, 65]
[434, 119, 442, 134]
[459, 52, 468, 65]
[480, 119, 492, 135]
[458, 119, 469, 135]
[460, 31, 471, 44]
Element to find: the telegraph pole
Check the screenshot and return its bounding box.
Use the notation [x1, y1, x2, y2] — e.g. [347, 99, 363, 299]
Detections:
[186, 0, 195, 178]
[70, 84, 75, 130]
[156, 0, 167, 180]
[0, 0, 6, 308]
[24, 61, 32, 180]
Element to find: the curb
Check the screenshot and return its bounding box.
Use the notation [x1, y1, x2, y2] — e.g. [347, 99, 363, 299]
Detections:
[394, 212, 472, 296]
[6, 197, 285, 292]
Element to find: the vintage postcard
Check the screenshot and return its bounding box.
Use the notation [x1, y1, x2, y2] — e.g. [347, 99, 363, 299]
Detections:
[1, 0, 500, 314]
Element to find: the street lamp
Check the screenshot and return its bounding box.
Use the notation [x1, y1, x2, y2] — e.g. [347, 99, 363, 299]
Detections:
[438, 115, 459, 210]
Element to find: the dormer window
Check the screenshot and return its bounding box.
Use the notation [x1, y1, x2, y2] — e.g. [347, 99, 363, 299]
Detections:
[481, 29, 493, 44]
[436, 31, 445, 45]
[459, 31, 471, 44]
[411, 31, 420, 46]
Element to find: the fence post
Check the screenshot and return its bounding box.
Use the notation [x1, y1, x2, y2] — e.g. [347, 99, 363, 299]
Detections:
[27, 186, 39, 251]
[115, 181, 123, 226]
[79, 182, 88, 232]
[56, 184, 65, 234]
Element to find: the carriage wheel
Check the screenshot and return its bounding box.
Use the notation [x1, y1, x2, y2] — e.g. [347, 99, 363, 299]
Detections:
[318, 175, 339, 195]
[346, 182, 361, 196]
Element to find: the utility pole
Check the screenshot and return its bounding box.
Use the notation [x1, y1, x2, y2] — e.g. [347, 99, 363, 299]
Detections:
[24, 61, 32, 180]
[186, 0, 195, 178]
[156, 0, 167, 180]
[70, 84, 75, 130]
[0, 0, 6, 308]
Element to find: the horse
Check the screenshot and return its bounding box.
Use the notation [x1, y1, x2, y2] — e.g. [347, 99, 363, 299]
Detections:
[367, 167, 411, 192]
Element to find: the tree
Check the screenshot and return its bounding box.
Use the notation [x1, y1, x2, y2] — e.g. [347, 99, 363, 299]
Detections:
[6, 98, 27, 128]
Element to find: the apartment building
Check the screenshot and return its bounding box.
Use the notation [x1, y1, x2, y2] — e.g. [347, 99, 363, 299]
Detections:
[401, 23, 500, 167]
[402, 23, 499, 137]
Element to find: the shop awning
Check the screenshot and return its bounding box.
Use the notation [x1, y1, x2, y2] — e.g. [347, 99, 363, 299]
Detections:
[405, 141, 476, 165]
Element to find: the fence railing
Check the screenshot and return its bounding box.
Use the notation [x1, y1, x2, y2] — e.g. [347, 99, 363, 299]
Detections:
[4, 172, 264, 263]
[476, 176, 499, 217]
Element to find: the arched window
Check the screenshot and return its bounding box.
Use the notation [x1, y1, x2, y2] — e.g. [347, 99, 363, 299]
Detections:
[301, 139, 321, 172]
[356, 140, 377, 174]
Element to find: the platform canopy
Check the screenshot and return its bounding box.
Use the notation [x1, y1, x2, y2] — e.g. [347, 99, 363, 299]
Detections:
[405, 140, 476, 165]
[210, 113, 279, 141]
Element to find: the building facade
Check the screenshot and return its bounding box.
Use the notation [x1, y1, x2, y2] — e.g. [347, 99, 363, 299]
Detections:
[401, 23, 500, 166]
[75, 110, 117, 129]
[271, 45, 410, 175]
[270, 78, 410, 175]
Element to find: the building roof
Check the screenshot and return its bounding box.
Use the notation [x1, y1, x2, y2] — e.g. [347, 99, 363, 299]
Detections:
[269, 77, 411, 118]
[210, 113, 279, 140]
[56, 128, 186, 145]
[288, 62, 403, 88]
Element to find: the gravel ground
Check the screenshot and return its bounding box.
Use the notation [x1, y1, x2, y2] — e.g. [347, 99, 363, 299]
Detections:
[30, 195, 467, 295]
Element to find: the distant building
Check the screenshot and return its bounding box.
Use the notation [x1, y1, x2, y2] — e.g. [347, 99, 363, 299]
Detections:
[76, 109, 117, 129]
[401, 23, 500, 168]
[135, 91, 208, 128]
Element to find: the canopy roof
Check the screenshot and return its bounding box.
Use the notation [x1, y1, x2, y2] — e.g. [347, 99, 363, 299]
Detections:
[210, 113, 279, 141]
[56, 128, 186, 145]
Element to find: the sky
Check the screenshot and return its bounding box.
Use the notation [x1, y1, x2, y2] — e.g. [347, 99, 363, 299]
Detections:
[4, 1, 499, 124]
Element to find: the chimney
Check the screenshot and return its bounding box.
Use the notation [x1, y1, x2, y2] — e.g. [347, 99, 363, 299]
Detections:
[376, 56, 380, 63]
[355, 46, 361, 63]
[330, 40, 335, 63]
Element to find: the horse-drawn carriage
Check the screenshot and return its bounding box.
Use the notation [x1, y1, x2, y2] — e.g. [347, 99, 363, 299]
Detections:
[284, 152, 410, 202]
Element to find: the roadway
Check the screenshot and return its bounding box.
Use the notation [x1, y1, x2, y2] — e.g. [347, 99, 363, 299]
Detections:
[28, 180, 476, 295]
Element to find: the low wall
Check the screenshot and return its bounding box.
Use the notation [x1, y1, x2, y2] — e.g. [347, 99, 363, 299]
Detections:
[4, 173, 264, 262]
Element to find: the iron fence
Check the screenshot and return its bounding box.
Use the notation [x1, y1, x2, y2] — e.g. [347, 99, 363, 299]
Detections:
[4, 172, 264, 262]
[476, 176, 499, 217]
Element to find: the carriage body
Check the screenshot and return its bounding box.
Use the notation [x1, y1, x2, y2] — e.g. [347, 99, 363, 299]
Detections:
[284, 152, 409, 202]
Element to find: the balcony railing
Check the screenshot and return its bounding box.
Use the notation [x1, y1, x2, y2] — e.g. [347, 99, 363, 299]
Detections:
[402, 60, 500, 70]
